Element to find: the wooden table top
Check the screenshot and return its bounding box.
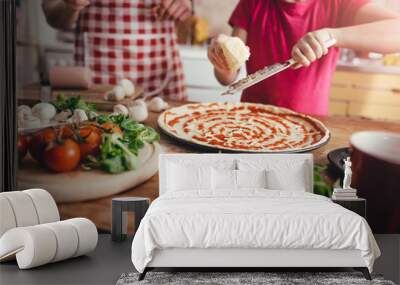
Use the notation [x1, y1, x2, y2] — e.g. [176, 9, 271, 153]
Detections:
[57, 101, 400, 231]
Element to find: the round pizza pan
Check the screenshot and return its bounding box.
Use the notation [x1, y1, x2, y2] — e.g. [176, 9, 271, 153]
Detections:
[158, 103, 331, 154]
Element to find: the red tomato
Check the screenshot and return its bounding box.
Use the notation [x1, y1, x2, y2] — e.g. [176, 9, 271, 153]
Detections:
[18, 135, 28, 161]
[43, 139, 81, 173]
[28, 128, 56, 163]
[60, 125, 74, 138]
[101, 122, 122, 136]
[78, 126, 102, 159]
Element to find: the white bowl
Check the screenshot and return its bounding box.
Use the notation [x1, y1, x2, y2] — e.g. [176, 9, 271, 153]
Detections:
[350, 131, 400, 165]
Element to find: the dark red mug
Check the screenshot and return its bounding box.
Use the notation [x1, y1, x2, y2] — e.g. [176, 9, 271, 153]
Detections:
[350, 131, 400, 233]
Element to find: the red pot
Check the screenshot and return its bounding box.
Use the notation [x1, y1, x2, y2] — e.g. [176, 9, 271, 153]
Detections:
[350, 131, 400, 233]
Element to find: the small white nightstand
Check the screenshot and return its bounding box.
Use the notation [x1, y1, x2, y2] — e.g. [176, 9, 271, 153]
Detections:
[331, 198, 366, 218]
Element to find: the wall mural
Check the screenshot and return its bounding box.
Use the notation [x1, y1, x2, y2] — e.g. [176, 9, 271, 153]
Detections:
[14, 0, 400, 236]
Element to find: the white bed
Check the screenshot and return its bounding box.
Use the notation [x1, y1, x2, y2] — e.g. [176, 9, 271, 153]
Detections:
[131, 154, 380, 280]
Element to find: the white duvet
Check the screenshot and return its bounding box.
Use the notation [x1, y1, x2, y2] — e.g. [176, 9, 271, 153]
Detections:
[131, 190, 380, 273]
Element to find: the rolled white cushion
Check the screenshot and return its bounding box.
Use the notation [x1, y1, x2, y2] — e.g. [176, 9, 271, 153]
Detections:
[0, 196, 17, 238]
[0, 192, 39, 227]
[42, 221, 79, 262]
[23, 189, 60, 224]
[65, 218, 98, 257]
[218, 34, 250, 71]
[0, 226, 57, 269]
[0, 218, 98, 269]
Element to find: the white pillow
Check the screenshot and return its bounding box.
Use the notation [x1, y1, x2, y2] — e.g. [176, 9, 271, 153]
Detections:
[167, 163, 212, 191]
[236, 169, 267, 189]
[266, 162, 307, 191]
[212, 169, 268, 190]
[211, 168, 237, 190]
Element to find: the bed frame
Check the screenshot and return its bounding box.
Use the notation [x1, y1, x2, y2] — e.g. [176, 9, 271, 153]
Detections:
[139, 248, 371, 280]
[139, 154, 372, 281]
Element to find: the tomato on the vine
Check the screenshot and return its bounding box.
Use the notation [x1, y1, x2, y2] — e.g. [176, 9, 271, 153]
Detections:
[18, 135, 28, 161]
[101, 122, 123, 136]
[43, 139, 81, 173]
[60, 125, 74, 138]
[78, 126, 102, 159]
[28, 128, 56, 163]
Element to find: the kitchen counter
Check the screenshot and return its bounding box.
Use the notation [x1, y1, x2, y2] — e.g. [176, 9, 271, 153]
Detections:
[56, 100, 400, 231]
[336, 62, 400, 75]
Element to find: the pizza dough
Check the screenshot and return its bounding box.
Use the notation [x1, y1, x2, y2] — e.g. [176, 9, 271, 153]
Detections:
[218, 34, 250, 71]
[158, 102, 330, 153]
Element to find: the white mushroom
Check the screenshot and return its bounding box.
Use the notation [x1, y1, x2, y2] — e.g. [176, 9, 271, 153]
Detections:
[67, 109, 88, 124]
[53, 110, 72, 122]
[104, 86, 125, 101]
[31, 103, 57, 125]
[118, 79, 135, 97]
[17, 115, 24, 128]
[147, 97, 169, 112]
[129, 99, 147, 108]
[18, 112, 28, 128]
[17, 106, 32, 125]
[17, 105, 32, 117]
[113, 104, 129, 116]
[20, 115, 41, 129]
[87, 111, 98, 121]
[128, 104, 148, 122]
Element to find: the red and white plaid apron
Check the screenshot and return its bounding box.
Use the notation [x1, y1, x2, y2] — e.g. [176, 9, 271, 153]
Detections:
[75, 0, 187, 100]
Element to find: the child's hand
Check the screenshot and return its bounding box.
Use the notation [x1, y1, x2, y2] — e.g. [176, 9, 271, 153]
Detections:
[207, 38, 232, 73]
[63, 0, 90, 12]
[154, 0, 192, 22]
[291, 29, 336, 69]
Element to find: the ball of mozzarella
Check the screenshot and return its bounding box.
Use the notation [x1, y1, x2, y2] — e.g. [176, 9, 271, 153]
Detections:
[217, 34, 250, 71]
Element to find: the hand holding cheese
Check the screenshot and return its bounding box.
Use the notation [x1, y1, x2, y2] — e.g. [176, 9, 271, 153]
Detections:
[208, 34, 250, 72]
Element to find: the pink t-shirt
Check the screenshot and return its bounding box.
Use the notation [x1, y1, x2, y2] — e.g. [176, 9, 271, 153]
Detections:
[229, 0, 369, 116]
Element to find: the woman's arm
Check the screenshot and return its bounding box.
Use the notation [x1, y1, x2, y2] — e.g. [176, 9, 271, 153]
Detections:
[292, 4, 400, 67]
[331, 4, 400, 53]
[42, 0, 90, 31]
[208, 27, 248, 86]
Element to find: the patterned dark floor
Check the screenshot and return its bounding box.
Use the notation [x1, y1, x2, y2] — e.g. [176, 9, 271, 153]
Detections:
[117, 271, 396, 285]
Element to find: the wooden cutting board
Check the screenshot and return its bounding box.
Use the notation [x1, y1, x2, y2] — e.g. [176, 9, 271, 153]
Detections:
[17, 142, 161, 203]
[19, 84, 143, 111]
